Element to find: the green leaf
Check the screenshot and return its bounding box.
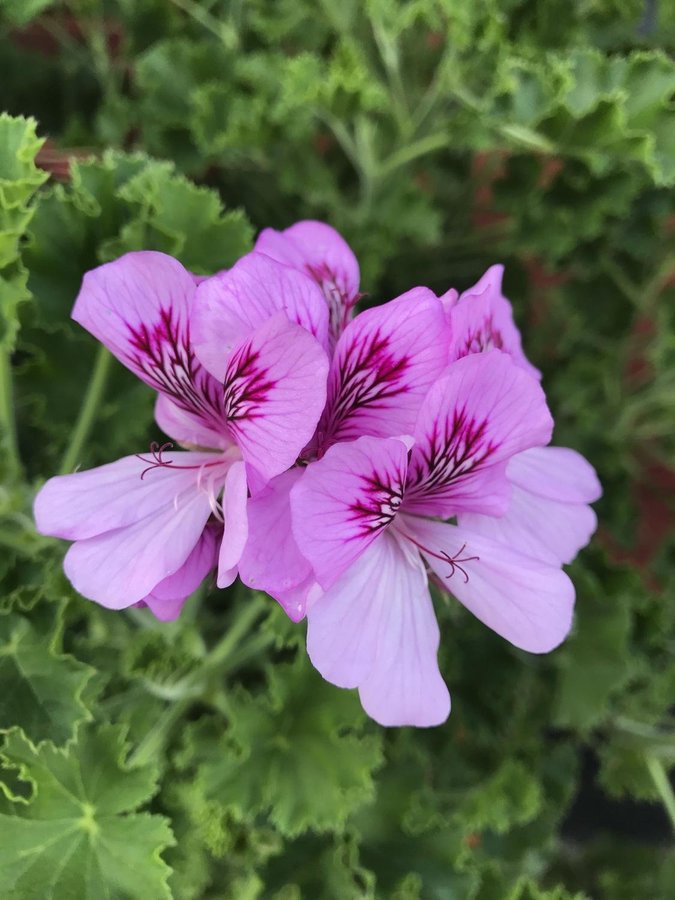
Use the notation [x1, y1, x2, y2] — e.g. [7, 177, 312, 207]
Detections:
[0, 724, 175, 899]
[192, 652, 384, 837]
[0, 613, 94, 745]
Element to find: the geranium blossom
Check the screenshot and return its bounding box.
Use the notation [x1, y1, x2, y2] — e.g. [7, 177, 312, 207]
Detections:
[33, 219, 601, 730]
[35, 250, 329, 618]
[233, 283, 453, 618]
[291, 351, 576, 726]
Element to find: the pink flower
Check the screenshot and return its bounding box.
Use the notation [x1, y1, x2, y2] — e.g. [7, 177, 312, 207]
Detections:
[234, 283, 453, 620]
[34, 251, 329, 618]
[291, 351, 574, 727]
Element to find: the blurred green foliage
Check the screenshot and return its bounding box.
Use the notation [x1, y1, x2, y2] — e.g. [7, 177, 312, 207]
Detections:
[0, 0, 674, 897]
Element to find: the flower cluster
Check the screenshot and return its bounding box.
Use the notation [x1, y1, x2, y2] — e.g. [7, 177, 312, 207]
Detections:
[34, 221, 601, 727]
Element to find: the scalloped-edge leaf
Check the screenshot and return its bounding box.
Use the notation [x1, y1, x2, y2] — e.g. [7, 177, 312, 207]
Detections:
[0, 613, 94, 746]
[0, 724, 175, 899]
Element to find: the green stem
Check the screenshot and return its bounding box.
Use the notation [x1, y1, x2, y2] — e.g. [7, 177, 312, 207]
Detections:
[128, 594, 267, 768]
[0, 346, 21, 479]
[645, 754, 675, 835]
[378, 131, 449, 179]
[60, 345, 112, 474]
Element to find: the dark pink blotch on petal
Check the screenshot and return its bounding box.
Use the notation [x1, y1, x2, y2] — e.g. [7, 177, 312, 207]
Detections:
[403, 351, 553, 518]
[317, 288, 450, 452]
[291, 435, 410, 590]
[448, 264, 541, 380]
[72, 251, 228, 438]
[223, 313, 329, 485]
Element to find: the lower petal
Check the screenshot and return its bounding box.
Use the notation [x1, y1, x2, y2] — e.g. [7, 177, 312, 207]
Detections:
[64, 483, 214, 609]
[307, 532, 450, 727]
[403, 517, 575, 654]
[217, 461, 249, 588]
[459, 485, 598, 565]
[143, 525, 219, 621]
[238, 469, 313, 613]
[507, 446, 602, 504]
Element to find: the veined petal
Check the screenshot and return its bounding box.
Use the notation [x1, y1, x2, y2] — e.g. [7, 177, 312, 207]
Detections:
[459, 486, 598, 565]
[459, 445, 600, 566]
[223, 313, 329, 484]
[448, 265, 540, 379]
[402, 517, 574, 653]
[217, 461, 249, 588]
[72, 251, 227, 435]
[63, 475, 216, 609]
[143, 525, 219, 621]
[255, 220, 360, 341]
[318, 288, 450, 451]
[275, 574, 321, 623]
[307, 532, 450, 727]
[192, 252, 329, 381]
[403, 351, 553, 518]
[238, 469, 313, 617]
[34, 451, 225, 541]
[507, 446, 602, 503]
[154, 394, 233, 451]
[291, 435, 410, 589]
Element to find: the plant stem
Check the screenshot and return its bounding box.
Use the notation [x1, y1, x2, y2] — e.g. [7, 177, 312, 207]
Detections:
[645, 754, 675, 835]
[0, 346, 21, 480]
[128, 594, 267, 768]
[378, 131, 449, 178]
[59, 345, 112, 474]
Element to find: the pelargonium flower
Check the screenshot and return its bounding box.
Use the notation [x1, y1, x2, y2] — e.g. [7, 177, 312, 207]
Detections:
[34, 250, 329, 618]
[290, 351, 578, 727]
[223, 284, 454, 618]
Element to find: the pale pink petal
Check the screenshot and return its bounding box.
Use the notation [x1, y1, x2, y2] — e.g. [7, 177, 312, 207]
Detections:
[72, 251, 227, 435]
[143, 525, 219, 621]
[318, 287, 450, 451]
[459, 486, 598, 565]
[63, 478, 216, 609]
[274, 573, 321, 623]
[223, 313, 329, 484]
[448, 264, 540, 379]
[307, 532, 450, 727]
[507, 446, 602, 503]
[403, 351, 553, 518]
[238, 469, 313, 617]
[154, 394, 232, 451]
[255, 220, 360, 340]
[401, 517, 574, 653]
[438, 287, 459, 312]
[291, 435, 410, 589]
[34, 451, 224, 541]
[192, 252, 329, 381]
[217, 461, 249, 588]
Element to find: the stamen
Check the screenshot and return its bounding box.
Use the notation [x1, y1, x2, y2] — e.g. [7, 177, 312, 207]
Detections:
[402, 533, 480, 583]
[135, 441, 224, 480]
